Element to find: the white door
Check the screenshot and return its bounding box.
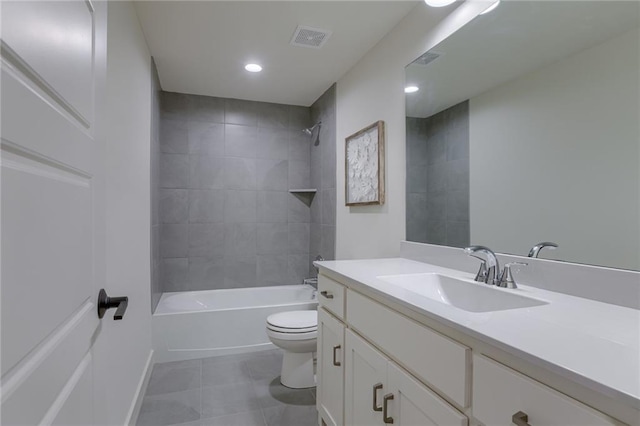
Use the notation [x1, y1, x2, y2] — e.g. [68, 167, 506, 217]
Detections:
[344, 330, 387, 426]
[317, 308, 345, 426]
[1, 1, 109, 424]
[386, 363, 468, 426]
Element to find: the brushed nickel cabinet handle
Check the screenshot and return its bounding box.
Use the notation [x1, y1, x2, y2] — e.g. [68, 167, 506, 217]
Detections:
[332, 345, 341, 366]
[320, 291, 334, 299]
[383, 393, 394, 424]
[372, 383, 383, 412]
[512, 411, 531, 426]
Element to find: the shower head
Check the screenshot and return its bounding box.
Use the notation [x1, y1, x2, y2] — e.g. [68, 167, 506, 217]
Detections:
[302, 121, 321, 135]
[302, 121, 322, 145]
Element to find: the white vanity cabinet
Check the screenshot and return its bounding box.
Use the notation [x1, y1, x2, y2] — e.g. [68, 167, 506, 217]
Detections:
[317, 274, 469, 426]
[318, 307, 345, 426]
[473, 355, 618, 426]
[316, 270, 628, 426]
[345, 330, 467, 426]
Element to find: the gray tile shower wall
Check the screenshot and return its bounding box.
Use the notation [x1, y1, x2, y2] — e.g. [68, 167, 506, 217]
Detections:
[158, 91, 314, 292]
[150, 59, 162, 312]
[406, 101, 470, 248]
[309, 84, 337, 274]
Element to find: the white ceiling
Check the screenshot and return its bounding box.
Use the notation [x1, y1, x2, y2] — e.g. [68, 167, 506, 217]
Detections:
[405, 1, 640, 118]
[134, 1, 419, 106]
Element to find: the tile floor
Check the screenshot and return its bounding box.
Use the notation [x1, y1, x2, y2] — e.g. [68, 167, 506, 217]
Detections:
[136, 349, 318, 426]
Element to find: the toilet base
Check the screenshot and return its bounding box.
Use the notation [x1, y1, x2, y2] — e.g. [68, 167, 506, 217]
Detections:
[280, 351, 316, 389]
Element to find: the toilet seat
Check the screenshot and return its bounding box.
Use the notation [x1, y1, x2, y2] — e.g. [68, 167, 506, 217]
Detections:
[266, 310, 317, 334]
[266, 328, 317, 341]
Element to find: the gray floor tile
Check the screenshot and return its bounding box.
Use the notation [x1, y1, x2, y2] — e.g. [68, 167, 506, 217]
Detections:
[201, 382, 261, 419]
[247, 352, 283, 381]
[137, 388, 201, 426]
[138, 350, 316, 426]
[253, 378, 316, 409]
[262, 405, 318, 426]
[202, 358, 253, 387]
[147, 360, 202, 396]
[200, 410, 266, 426]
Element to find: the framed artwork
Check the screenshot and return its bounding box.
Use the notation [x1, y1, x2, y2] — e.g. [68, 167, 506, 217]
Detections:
[345, 120, 385, 206]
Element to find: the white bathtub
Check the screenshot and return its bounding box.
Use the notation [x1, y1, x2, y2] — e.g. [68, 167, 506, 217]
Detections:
[152, 285, 318, 362]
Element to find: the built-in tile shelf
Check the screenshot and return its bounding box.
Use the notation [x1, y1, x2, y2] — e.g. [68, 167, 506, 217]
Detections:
[289, 189, 317, 194]
[289, 189, 316, 207]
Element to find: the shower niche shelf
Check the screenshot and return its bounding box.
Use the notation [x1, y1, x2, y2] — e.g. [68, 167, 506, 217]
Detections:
[289, 189, 317, 207]
[289, 189, 317, 194]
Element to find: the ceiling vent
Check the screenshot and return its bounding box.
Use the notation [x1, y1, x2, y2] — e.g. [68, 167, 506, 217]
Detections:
[411, 51, 442, 67]
[290, 25, 332, 49]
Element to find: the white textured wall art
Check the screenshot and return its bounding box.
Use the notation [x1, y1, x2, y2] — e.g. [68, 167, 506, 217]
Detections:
[345, 121, 385, 205]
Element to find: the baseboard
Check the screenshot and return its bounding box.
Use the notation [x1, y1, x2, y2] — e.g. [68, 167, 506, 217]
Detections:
[125, 349, 154, 426]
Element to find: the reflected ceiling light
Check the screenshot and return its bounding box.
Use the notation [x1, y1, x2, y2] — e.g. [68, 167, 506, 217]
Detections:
[244, 63, 262, 72]
[480, 0, 500, 15]
[405, 86, 419, 93]
[424, 0, 456, 7]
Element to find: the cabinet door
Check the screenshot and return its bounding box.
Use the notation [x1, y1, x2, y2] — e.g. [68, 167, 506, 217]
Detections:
[344, 330, 388, 426]
[318, 308, 345, 426]
[387, 363, 468, 426]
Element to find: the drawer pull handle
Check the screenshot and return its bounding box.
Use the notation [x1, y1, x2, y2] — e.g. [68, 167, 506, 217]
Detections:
[332, 345, 341, 366]
[372, 383, 383, 411]
[321, 291, 334, 299]
[512, 411, 530, 426]
[383, 393, 394, 424]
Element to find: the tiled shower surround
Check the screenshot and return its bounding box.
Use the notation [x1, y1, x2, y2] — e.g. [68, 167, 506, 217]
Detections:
[156, 90, 336, 293]
[406, 101, 470, 247]
[309, 85, 336, 274]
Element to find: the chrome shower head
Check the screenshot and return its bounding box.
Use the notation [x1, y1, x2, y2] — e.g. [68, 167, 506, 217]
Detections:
[302, 121, 322, 145]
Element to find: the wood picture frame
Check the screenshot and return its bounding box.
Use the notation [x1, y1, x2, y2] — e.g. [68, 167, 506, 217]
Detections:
[345, 120, 385, 206]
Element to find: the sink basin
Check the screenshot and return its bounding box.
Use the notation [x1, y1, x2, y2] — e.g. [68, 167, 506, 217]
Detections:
[377, 273, 548, 313]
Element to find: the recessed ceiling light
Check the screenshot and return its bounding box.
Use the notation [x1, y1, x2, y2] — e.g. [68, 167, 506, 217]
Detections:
[244, 63, 262, 73]
[480, 0, 500, 15]
[424, 0, 456, 7]
[405, 86, 419, 94]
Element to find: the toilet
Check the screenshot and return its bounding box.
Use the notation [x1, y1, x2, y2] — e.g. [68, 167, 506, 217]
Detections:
[266, 310, 317, 389]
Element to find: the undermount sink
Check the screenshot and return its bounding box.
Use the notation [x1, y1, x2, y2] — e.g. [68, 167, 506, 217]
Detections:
[377, 273, 548, 313]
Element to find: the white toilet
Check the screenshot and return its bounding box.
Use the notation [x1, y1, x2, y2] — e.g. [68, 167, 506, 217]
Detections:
[266, 310, 317, 389]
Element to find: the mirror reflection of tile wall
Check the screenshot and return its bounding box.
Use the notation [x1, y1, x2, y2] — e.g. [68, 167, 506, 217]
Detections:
[406, 101, 469, 247]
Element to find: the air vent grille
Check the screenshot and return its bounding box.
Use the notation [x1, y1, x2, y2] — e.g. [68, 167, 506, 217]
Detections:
[290, 25, 332, 49]
[411, 51, 442, 67]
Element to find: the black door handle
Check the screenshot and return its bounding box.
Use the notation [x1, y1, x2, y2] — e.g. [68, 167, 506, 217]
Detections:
[97, 289, 128, 320]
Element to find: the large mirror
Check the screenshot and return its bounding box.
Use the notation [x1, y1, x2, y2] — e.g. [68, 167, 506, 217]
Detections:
[405, 1, 639, 270]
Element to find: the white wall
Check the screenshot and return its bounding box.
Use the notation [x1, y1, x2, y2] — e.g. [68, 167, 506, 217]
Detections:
[335, 1, 488, 260]
[470, 28, 640, 270]
[105, 2, 153, 424]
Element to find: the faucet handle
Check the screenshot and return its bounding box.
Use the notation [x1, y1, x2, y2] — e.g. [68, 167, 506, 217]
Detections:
[468, 254, 488, 283]
[497, 262, 528, 289]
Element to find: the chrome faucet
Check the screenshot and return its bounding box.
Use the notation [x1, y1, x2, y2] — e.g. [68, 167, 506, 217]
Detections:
[528, 242, 558, 258]
[464, 245, 499, 285]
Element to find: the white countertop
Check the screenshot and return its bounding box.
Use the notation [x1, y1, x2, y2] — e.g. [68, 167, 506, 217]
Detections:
[316, 258, 640, 409]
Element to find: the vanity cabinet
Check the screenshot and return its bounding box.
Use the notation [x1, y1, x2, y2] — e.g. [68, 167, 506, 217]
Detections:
[473, 355, 617, 426]
[317, 271, 626, 426]
[318, 307, 345, 426]
[345, 330, 467, 426]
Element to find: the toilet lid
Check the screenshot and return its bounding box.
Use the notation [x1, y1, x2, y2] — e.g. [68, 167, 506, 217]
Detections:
[267, 310, 317, 331]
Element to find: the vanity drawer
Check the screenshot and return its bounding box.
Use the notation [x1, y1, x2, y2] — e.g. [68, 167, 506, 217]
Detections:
[318, 275, 345, 320]
[473, 355, 618, 426]
[347, 289, 470, 408]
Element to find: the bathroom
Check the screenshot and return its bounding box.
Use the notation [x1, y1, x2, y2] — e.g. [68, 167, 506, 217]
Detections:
[1, 1, 638, 426]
